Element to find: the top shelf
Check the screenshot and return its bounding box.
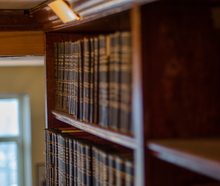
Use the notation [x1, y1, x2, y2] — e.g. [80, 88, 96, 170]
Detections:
[52, 110, 136, 149]
[148, 139, 220, 181]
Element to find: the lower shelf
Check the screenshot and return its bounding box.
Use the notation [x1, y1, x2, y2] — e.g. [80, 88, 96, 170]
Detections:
[147, 139, 220, 181]
[52, 110, 136, 149]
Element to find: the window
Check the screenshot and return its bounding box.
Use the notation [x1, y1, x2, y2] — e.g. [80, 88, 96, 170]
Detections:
[0, 94, 31, 186]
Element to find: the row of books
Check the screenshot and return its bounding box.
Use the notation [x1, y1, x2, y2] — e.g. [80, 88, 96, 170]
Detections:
[45, 128, 134, 186]
[54, 32, 132, 134]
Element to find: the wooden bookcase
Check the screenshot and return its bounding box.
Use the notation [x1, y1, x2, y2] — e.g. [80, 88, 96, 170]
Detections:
[31, 0, 220, 185]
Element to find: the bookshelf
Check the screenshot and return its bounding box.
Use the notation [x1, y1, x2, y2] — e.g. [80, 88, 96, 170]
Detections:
[31, 0, 220, 185]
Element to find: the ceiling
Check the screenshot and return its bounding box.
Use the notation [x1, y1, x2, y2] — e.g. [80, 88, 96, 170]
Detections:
[0, 0, 48, 10]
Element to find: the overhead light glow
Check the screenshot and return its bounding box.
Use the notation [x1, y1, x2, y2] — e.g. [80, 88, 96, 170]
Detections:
[48, 0, 80, 23]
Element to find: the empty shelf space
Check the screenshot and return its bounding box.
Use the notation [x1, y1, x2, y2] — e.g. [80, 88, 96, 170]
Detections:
[148, 139, 220, 181]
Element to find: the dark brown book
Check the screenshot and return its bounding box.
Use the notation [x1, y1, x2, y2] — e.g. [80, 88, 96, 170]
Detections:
[68, 138, 74, 185]
[125, 159, 134, 186]
[83, 37, 91, 122]
[58, 42, 66, 112]
[109, 32, 121, 131]
[62, 41, 70, 112]
[44, 129, 53, 186]
[98, 35, 110, 128]
[115, 155, 125, 186]
[73, 139, 78, 185]
[93, 37, 99, 124]
[85, 144, 92, 186]
[80, 140, 87, 186]
[54, 42, 59, 111]
[57, 133, 67, 186]
[108, 154, 116, 186]
[89, 37, 95, 123]
[68, 41, 74, 115]
[92, 146, 99, 186]
[75, 40, 80, 119]
[119, 32, 132, 134]
[79, 40, 84, 121]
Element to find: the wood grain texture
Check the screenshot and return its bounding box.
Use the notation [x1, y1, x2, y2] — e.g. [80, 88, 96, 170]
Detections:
[52, 110, 135, 149]
[146, 153, 218, 186]
[148, 139, 220, 181]
[141, 2, 220, 138]
[0, 31, 44, 55]
[0, 11, 41, 31]
[31, 0, 134, 32]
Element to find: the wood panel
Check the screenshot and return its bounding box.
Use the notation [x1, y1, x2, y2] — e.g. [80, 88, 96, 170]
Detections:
[140, 2, 220, 139]
[0, 11, 41, 31]
[148, 139, 220, 181]
[0, 31, 44, 55]
[52, 110, 135, 149]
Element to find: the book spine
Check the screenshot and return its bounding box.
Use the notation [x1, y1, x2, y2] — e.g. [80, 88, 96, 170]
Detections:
[69, 42, 74, 115]
[89, 38, 94, 123]
[68, 138, 74, 185]
[92, 146, 98, 186]
[65, 135, 70, 186]
[108, 154, 116, 186]
[115, 156, 125, 186]
[109, 32, 121, 131]
[102, 150, 109, 186]
[52, 131, 59, 186]
[77, 140, 81, 186]
[72, 41, 78, 118]
[99, 35, 110, 128]
[45, 130, 52, 186]
[73, 139, 78, 185]
[79, 40, 84, 121]
[54, 43, 59, 111]
[93, 37, 99, 124]
[58, 134, 67, 186]
[98, 149, 103, 185]
[125, 160, 134, 186]
[75, 40, 80, 119]
[85, 144, 92, 186]
[83, 37, 91, 122]
[81, 142, 87, 186]
[63, 41, 70, 113]
[120, 32, 132, 134]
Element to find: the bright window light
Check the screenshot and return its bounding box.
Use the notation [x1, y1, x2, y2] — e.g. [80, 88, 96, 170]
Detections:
[0, 99, 19, 137]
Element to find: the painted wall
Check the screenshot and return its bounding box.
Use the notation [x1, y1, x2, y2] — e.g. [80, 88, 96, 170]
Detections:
[0, 66, 45, 186]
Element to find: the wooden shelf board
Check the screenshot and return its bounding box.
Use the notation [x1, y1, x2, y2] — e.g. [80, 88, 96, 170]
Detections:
[52, 110, 136, 149]
[148, 139, 220, 181]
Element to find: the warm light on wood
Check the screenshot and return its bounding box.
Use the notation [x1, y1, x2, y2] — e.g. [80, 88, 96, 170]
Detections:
[48, 0, 79, 23]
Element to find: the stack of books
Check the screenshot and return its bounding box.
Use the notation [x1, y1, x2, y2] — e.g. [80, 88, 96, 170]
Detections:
[54, 32, 132, 135]
[45, 128, 134, 186]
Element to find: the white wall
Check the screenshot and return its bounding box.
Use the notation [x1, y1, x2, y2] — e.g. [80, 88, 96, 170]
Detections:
[0, 66, 45, 186]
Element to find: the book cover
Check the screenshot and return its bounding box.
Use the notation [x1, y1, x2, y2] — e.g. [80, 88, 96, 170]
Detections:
[79, 40, 84, 121]
[93, 37, 99, 124]
[68, 138, 74, 185]
[108, 154, 116, 186]
[83, 37, 91, 122]
[85, 144, 92, 186]
[120, 32, 132, 134]
[109, 32, 121, 131]
[98, 35, 110, 128]
[115, 156, 125, 186]
[89, 37, 95, 123]
[125, 159, 134, 186]
[54, 43, 59, 111]
[58, 42, 65, 112]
